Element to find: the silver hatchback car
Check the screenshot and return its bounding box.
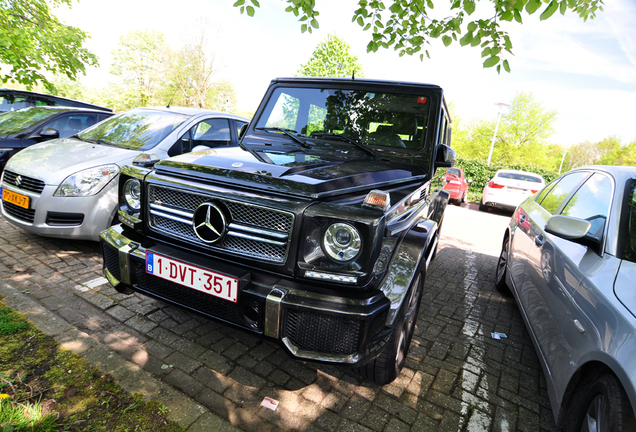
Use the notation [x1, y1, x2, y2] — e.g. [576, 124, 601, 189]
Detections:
[496, 165, 636, 431]
[1, 107, 249, 240]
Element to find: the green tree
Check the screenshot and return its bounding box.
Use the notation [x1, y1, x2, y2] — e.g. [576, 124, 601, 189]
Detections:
[235, 0, 604, 72]
[296, 34, 364, 78]
[494, 92, 558, 166]
[565, 136, 636, 170]
[162, 25, 223, 109]
[110, 29, 168, 109]
[0, 0, 98, 92]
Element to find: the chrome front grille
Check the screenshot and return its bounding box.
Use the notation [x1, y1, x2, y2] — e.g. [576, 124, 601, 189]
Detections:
[147, 185, 294, 263]
[2, 171, 45, 194]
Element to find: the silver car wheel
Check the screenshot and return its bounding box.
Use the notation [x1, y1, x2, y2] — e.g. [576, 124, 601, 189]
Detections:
[581, 394, 609, 432]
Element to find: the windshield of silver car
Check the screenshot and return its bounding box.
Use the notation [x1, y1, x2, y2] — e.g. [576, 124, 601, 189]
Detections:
[78, 109, 190, 150]
[254, 86, 431, 151]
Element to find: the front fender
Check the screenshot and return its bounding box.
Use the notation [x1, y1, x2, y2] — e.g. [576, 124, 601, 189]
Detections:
[379, 217, 440, 326]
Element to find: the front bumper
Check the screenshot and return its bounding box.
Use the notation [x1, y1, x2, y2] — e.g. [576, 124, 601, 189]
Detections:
[1, 180, 118, 241]
[100, 225, 392, 365]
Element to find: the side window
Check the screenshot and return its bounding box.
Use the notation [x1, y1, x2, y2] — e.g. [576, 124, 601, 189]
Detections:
[438, 112, 448, 145]
[538, 172, 589, 214]
[561, 173, 613, 242]
[192, 119, 231, 149]
[42, 114, 100, 138]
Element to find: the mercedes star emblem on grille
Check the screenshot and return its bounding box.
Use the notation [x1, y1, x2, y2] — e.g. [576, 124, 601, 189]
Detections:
[192, 202, 227, 243]
[15, 175, 22, 187]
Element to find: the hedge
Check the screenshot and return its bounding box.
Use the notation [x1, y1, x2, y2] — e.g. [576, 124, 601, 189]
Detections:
[455, 158, 559, 195]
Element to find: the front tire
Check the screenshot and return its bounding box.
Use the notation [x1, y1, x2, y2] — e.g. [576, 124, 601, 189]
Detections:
[495, 236, 510, 292]
[562, 373, 635, 432]
[357, 272, 424, 385]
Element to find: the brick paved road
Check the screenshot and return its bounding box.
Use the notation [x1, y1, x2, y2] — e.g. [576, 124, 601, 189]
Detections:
[0, 204, 558, 432]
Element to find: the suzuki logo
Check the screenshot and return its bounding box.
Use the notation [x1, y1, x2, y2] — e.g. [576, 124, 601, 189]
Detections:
[192, 202, 227, 244]
[15, 175, 22, 187]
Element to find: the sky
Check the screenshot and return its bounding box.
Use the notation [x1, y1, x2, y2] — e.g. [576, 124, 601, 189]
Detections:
[56, 0, 636, 148]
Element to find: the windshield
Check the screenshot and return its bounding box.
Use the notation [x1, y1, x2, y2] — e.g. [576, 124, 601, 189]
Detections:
[78, 109, 189, 150]
[254, 86, 431, 151]
[0, 107, 70, 134]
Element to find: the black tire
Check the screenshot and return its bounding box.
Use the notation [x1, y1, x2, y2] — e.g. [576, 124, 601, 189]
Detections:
[479, 201, 488, 211]
[357, 271, 424, 385]
[562, 373, 636, 432]
[495, 236, 510, 292]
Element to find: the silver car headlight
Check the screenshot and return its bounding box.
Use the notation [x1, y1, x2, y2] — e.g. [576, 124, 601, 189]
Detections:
[54, 164, 120, 197]
[323, 223, 362, 262]
[123, 178, 141, 211]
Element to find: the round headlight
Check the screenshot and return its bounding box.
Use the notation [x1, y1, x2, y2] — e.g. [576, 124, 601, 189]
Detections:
[323, 223, 361, 262]
[123, 179, 141, 211]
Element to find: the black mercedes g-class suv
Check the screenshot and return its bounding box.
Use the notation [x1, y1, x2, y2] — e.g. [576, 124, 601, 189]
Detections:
[100, 77, 455, 384]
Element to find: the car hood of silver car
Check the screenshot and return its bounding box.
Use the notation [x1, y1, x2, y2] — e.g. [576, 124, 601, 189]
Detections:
[5, 137, 138, 184]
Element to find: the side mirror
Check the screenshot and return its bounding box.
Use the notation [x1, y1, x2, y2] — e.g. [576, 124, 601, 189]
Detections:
[239, 124, 248, 140]
[132, 153, 160, 168]
[545, 215, 591, 240]
[39, 128, 59, 139]
[435, 143, 456, 168]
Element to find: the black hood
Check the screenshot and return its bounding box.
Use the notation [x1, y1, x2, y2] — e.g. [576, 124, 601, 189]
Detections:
[154, 146, 427, 198]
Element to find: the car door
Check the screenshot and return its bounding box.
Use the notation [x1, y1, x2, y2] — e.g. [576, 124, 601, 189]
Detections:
[524, 171, 614, 391]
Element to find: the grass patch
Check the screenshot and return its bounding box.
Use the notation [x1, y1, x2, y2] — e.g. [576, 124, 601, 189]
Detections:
[0, 298, 184, 432]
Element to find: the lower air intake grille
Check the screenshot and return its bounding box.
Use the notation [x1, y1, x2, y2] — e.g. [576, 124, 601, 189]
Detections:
[285, 309, 362, 355]
[102, 243, 121, 281]
[132, 261, 263, 332]
[46, 212, 84, 226]
[3, 201, 35, 223]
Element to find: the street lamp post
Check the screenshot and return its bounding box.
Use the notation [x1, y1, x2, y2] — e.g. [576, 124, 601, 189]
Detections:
[486, 102, 509, 166]
[559, 150, 568, 174]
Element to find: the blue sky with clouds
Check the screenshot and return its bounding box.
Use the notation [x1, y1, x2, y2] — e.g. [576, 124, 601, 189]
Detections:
[58, 0, 635, 147]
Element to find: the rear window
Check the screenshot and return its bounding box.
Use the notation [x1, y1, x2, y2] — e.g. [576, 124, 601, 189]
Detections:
[497, 172, 543, 183]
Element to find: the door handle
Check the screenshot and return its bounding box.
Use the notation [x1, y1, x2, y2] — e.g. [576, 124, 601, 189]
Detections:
[535, 235, 544, 247]
[519, 214, 527, 223]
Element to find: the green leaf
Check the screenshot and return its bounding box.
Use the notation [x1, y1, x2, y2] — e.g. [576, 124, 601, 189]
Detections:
[481, 47, 491, 58]
[471, 34, 481, 47]
[233, 0, 245, 7]
[459, 32, 473, 46]
[357, 16, 364, 26]
[442, 35, 453, 46]
[250, 0, 260, 7]
[467, 22, 477, 32]
[483, 55, 500, 68]
[540, 1, 558, 20]
[301, 23, 307, 32]
[364, 23, 371, 31]
[311, 18, 319, 29]
[513, 9, 523, 23]
[525, 0, 541, 14]
[501, 10, 513, 21]
[503, 59, 511, 72]
[464, 0, 476, 15]
[246, 5, 255, 16]
[560, 1, 567, 14]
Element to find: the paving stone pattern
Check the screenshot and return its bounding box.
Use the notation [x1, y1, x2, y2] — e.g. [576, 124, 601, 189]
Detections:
[0, 205, 558, 432]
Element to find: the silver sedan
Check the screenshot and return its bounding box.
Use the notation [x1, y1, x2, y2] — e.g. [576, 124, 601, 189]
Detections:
[0, 107, 249, 240]
[496, 165, 636, 432]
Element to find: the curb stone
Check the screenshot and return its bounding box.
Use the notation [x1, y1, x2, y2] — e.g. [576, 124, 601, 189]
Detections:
[0, 280, 240, 432]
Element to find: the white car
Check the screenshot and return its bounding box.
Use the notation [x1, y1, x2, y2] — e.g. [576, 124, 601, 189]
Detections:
[480, 169, 545, 212]
[0, 107, 249, 240]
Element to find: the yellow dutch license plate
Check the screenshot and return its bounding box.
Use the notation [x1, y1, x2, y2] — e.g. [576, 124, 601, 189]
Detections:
[2, 189, 30, 209]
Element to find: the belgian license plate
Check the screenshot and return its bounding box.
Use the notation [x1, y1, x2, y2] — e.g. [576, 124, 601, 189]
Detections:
[145, 252, 238, 302]
[2, 188, 29, 209]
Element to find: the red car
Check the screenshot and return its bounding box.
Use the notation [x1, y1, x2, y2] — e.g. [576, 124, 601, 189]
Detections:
[443, 167, 469, 204]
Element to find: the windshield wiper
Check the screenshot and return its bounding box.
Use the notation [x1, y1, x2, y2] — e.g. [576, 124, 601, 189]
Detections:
[255, 127, 311, 149]
[311, 133, 377, 158]
[81, 137, 115, 146]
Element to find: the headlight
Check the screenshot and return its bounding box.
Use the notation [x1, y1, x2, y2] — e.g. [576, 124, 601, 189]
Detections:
[123, 179, 141, 210]
[323, 223, 361, 261]
[54, 164, 119, 197]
